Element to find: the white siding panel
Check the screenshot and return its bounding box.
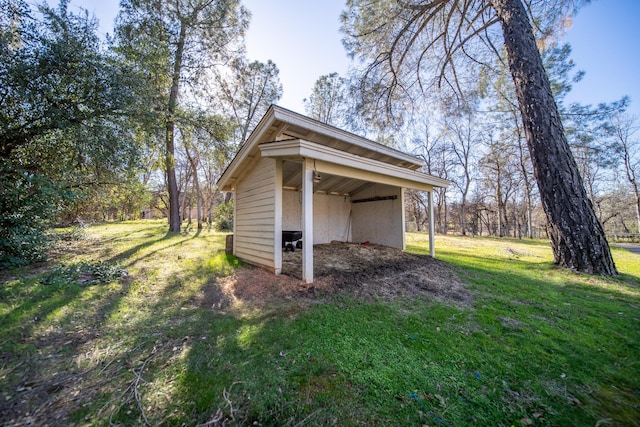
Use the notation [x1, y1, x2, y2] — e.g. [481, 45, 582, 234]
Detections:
[236, 196, 275, 210]
[235, 157, 277, 270]
[236, 185, 276, 202]
[282, 190, 351, 244]
[237, 207, 274, 217]
[235, 252, 273, 269]
[233, 230, 272, 239]
[236, 226, 274, 234]
[234, 244, 273, 262]
[236, 214, 273, 223]
[351, 184, 404, 249]
[235, 235, 274, 246]
[240, 165, 275, 183]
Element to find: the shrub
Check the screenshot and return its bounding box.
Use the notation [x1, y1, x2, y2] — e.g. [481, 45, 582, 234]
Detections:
[213, 201, 234, 231]
[0, 164, 73, 268]
[42, 261, 128, 287]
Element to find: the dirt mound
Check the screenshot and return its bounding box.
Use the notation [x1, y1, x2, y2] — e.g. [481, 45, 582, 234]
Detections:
[211, 243, 471, 312]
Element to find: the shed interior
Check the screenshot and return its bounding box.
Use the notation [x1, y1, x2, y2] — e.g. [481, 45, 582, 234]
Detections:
[280, 159, 405, 250]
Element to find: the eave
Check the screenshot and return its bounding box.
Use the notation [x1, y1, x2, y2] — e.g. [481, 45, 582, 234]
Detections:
[217, 104, 449, 192]
[259, 139, 451, 192]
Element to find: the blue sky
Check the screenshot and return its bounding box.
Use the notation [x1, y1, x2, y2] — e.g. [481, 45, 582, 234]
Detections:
[563, 0, 640, 116]
[49, 0, 639, 118]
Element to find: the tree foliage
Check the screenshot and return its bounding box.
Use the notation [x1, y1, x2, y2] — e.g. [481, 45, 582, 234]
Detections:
[0, 0, 143, 266]
[0, 163, 70, 267]
[304, 72, 349, 127]
[1, 0, 139, 165]
[114, 0, 249, 232]
[176, 108, 234, 229]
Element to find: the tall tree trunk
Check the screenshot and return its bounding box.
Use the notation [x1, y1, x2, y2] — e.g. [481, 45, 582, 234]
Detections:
[436, 192, 443, 233]
[166, 21, 187, 233]
[166, 118, 180, 232]
[462, 182, 470, 237]
[496, 164, 504, 237]
[491, 0, 617, 274]
[460, 177, 469, 236]
[185, 144, 203, 230]
[501, 194, 509, 237]
[527, 191, 533, 238]
[442, 190, 448, 235]
[631, 181, 640, 235]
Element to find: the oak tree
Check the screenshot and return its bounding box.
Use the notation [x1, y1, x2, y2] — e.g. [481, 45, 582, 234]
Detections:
[0, 0, 142, 265]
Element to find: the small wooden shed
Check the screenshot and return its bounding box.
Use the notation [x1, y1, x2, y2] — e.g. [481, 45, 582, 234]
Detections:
[217, 105, 450, 283]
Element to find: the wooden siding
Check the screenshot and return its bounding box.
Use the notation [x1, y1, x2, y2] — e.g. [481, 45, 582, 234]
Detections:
[283, 190, 352, 244]
[235, 157, 276, 269]
[351, 184, 404, 249]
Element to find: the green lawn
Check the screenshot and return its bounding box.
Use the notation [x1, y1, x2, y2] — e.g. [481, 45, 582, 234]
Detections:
[1, 221, 638, 426]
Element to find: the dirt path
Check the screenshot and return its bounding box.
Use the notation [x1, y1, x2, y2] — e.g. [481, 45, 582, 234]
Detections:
[614, 243, 640, 255]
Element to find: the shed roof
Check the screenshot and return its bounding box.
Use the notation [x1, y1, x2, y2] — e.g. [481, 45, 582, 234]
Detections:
[217, 105, 449, 192]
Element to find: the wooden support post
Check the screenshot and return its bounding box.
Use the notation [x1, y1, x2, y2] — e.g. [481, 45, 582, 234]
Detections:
[400, 187, 406, 250]
[302, 158, 314, 283]
[274, 159, 283, 275]
[428, 190, 435, 258]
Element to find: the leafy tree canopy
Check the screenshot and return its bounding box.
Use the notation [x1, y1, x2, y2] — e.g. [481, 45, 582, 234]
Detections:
[0, 0, 146, 266]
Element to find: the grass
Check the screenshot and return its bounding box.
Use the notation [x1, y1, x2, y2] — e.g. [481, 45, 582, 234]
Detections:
[1, 221, 639, 426]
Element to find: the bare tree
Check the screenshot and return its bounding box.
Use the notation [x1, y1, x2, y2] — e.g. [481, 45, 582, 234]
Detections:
[304, 72, 349, 127]
[216, 58, 283, 146]
[413, 115, 452, 234]
[479, 131, 519, 237]
[445, 111, 480, 236]
[342, 0, 617, 274]
[610, 114, 640, 234]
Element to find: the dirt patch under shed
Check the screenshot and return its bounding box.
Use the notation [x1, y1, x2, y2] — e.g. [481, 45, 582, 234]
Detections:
[213, 242, 471, 311]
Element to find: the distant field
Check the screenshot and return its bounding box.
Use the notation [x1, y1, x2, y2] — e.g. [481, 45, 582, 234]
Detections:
[1, 221, 638, 426]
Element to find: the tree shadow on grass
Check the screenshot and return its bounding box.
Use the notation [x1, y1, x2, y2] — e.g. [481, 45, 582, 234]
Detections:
[98, 242, 640, 426]
[0, 276, 131, 424]
[124, 243, 639, 426]
[106, 231, 176, 265]
[0, 227, 210, 425]
[427, 249, 640, 423]
[105, 228, 210, 269]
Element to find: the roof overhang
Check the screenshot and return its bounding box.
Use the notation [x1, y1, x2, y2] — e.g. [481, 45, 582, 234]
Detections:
[217, 105, 450, 192]
[260, 139, 450, 192]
